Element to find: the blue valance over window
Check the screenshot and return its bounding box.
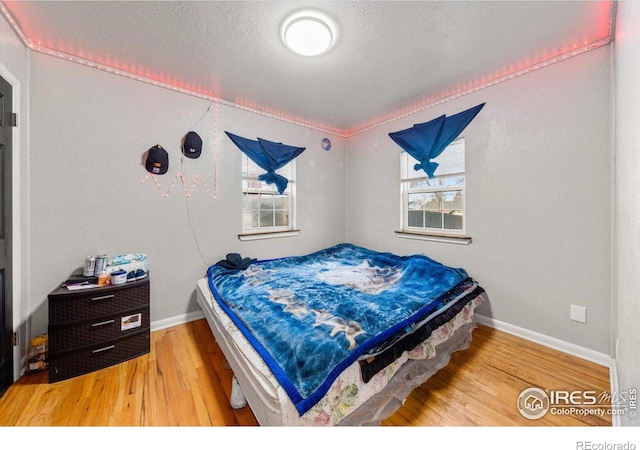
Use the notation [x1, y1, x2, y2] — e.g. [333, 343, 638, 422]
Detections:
[225, 132, 306, 194]
[388, 103, 485, 178]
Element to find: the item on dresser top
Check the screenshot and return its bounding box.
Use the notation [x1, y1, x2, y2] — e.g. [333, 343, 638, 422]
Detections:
[97, 271, 109, 286]
[108, 253, 147, 266]
[110, 269, 127, 285]
[134, 269, 147, 280]
[95, 254, 108, 276]
[106, 253, 147, 276]
[63, 276, 98, 286]
[83, 256, 96, 277]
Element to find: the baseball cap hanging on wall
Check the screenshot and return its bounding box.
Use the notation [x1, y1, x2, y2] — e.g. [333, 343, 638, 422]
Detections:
[145, 145, 169, 174]
[182, 131, 202, 159]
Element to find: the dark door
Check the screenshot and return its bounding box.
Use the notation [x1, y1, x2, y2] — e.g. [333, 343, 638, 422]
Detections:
[0, 75, 13, 397]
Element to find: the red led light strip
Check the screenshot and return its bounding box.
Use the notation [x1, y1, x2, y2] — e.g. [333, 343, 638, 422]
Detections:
[0, 1, 614, 138]
[343, 36, 612, 137]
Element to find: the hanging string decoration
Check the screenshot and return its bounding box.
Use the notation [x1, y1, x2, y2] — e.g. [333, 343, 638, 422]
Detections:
[141, 173, 216, 198]
[141, 100, 219, 200]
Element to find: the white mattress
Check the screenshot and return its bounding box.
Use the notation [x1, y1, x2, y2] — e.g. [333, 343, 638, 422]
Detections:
[195, 277, 484, 426]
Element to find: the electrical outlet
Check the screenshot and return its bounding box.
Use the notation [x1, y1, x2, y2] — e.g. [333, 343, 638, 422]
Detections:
[570, 304, 587, 324]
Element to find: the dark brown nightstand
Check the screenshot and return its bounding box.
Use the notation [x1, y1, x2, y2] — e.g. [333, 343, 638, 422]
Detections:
[47, 277, 150, 383]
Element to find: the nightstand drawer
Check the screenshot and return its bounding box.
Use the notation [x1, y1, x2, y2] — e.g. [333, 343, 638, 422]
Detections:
[49, 330, 150, 383]
[49, 307, 150, 353]
[49, 280, 149, 324]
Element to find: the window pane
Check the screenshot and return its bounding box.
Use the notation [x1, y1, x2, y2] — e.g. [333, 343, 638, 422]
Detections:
[424, 193, 441, 210]
[409, 179, 432, 190]
[400, 153, 408, 179]
[242, 154, 294, 232]
[442, 190, 463, 210]
[242, 193, 249, 209]
[274, 195, 288, 210]
[432, 138, 465, 176]
[441, 175, 464, 187]
[408, 211, 424, 227]
[260, 211, 274, 227]
[245, 158, 262, 178]
[247, 179, 262, 190]
[261, 181, 277, 192]
[259, 194, 274, 210]
[444, 211, 463, 230]
[424, 211, 443, 228]
[400, 140, 465, 233]
[276, 164, 291, 179]
[275, 211, 289, 227]
[407, 193, 424, 210]
[242, 157, 249, 177]
[243, 210, 253, 228]
[247, 193, 259, 210]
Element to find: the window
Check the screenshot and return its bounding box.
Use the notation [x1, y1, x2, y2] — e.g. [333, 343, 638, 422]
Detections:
[242, 154, 295, 234]
[400, 138, 465, 234]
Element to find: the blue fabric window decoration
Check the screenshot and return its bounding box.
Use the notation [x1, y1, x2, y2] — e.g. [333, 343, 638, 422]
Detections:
[389, 103, 485, 178]
[225, 132, 306, 194]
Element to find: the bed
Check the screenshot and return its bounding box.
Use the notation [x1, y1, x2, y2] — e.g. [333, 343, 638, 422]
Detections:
[195, 243, 487, 426]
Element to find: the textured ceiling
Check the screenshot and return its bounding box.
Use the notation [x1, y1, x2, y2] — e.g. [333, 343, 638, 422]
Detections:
[1, 1, 613, 136]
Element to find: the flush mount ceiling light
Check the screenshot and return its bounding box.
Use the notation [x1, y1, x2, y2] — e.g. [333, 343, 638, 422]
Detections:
[282, 12, 335, 56]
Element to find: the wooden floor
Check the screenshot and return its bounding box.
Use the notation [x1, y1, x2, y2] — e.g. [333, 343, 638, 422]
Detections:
[0, 319, 611, 426]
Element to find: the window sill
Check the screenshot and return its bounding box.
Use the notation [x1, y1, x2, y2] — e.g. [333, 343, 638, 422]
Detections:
[238, 230, 301, 241]
[395, 230, 472, 245]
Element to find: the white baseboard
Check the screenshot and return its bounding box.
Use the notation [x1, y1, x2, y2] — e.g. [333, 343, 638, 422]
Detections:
[475, 314, 614, 369]
[151, 310, 205, 332]
[608, 359, 621, 427]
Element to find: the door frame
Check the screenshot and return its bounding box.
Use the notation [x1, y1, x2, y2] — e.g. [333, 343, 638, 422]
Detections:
[0, 63, 24, 383]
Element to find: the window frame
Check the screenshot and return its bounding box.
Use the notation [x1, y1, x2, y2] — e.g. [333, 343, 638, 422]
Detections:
[240, 154, 297, 237]
[399, 137, 468, 238]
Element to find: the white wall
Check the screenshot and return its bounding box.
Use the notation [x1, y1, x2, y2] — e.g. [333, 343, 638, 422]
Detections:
[1, 13, 30, 379]
[614, 1, 640, 427]
[27, 51, 346, 335]
[346, 46, 612, 354]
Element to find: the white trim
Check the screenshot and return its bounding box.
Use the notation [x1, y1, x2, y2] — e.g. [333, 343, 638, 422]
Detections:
[475, 314, 614, 369]
[242, 156, 297, 234]
[0, 62, 23, 382]
[395, 231, 471, 245]
[609, 358, 621, 426]
[399, 139, 466, 235]
[238, 230, 301, 241]
[150, 309, 204, 332]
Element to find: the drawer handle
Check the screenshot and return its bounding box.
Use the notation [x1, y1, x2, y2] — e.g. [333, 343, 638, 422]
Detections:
[92, 344, 116, 354]
[91, 294, 115, 302]
[91, 319, 115, 328]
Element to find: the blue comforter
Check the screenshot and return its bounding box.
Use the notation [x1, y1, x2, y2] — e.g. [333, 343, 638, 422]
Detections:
[207, 243, 469, 415]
